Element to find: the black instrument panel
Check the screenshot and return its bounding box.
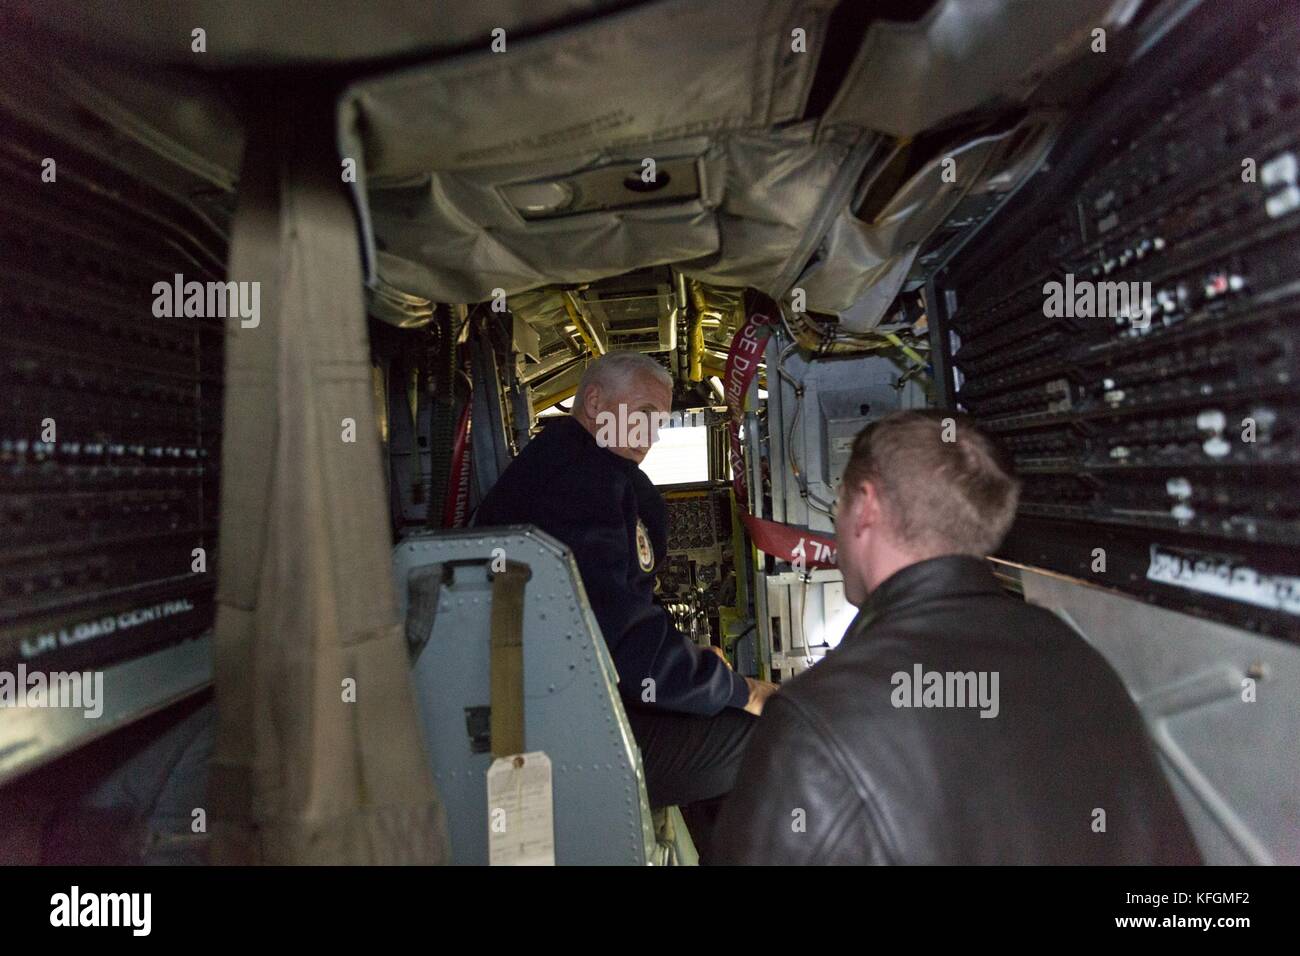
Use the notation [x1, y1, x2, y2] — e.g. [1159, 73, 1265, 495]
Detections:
[932, 3, 1300, 640]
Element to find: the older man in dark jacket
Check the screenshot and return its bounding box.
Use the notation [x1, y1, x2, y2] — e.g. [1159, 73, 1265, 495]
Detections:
[713, 411, 1200, 865]
[475, 351, 777, 855]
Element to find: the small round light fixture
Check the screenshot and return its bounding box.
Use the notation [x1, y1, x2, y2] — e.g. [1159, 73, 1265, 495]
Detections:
[501, 180, 575, 216]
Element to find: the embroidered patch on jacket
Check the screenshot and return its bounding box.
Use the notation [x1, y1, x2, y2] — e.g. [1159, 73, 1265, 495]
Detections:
[635, 518, 655, 572]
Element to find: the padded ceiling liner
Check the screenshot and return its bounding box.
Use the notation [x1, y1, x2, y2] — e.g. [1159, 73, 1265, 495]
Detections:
[359, 124, 869, 308]
[13, 0, 1146, 322]
[345, 0, 835, 175]
[337, 0, 1136, 315]
[339, 0, 865, 312]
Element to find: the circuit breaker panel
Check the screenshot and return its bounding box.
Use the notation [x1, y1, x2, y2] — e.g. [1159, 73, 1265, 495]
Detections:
[0, 106, 226, 673]
[931, 7, 1300, 640]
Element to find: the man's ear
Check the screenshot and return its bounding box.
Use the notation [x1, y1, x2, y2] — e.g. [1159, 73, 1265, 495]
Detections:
[855, 480, 883, 536]
[580, 383, 602, 421]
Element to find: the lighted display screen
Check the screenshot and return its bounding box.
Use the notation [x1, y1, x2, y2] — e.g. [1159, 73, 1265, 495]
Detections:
[639, 425, 709, 485]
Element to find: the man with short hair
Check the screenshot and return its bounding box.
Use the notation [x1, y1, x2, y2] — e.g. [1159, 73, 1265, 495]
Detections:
[475, 351, 777, 854]
[712, 410, 1200, 864]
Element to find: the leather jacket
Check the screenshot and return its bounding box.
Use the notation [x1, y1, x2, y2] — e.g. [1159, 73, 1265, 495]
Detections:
[713, 555, 1201, 864]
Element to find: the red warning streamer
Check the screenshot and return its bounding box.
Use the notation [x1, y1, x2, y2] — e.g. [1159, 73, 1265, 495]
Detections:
[724, 298, 838, 569]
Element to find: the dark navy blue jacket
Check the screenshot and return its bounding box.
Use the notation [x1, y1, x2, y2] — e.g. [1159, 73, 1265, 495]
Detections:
[474, 415, 749, 716]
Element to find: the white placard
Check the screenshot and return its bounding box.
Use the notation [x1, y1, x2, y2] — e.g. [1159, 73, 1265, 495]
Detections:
[487, 751, 555, 866]
[1146, 545, 1300, 614]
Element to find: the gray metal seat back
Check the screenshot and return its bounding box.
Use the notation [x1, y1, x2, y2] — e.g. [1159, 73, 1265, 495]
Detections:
[395, 526, 655, 864]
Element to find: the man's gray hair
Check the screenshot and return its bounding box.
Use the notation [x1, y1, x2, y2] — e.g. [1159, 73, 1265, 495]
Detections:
[576, 350, 672, 401]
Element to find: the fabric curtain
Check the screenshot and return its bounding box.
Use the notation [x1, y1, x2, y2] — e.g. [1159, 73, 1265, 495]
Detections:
[208, 93, 448, 864]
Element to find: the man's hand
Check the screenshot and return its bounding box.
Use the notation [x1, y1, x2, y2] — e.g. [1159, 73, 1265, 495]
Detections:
[706, 645, 731, 669]
[743, 677, 779, 716]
